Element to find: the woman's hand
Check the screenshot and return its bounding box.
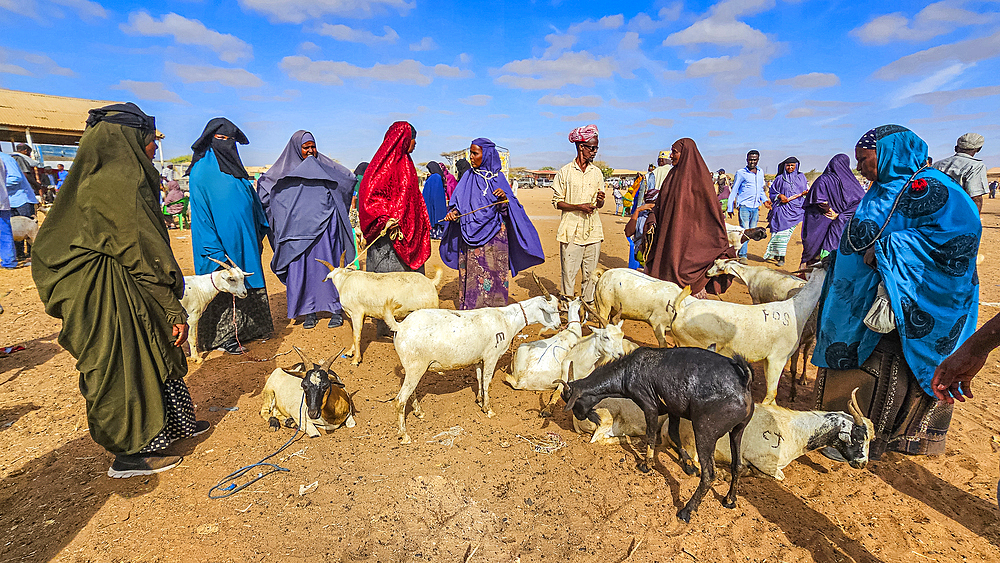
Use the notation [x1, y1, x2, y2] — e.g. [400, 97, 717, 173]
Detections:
[172, 323, 189, 347]
[638, 202, 655, 212]
[444, 209, 460, 222]
[763, 200, 773, 209]
[778, 194, 789, 204]
[863, 246, 877, 269]
[823, 209, 839, 220]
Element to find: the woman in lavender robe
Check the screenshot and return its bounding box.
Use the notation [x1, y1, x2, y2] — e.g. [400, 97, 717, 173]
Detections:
[440, 138, 545, 309]
[257, 131, 355, 329]
[800, 153, 866, 267]
[762, 156, 809, 267]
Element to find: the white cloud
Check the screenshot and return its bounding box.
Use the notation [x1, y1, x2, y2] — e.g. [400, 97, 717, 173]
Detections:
[51, 0, 106, 19]
[561, 112, 601, 122]
[433, 64, 473, 78]
[111, 80, 187, 104]
[889, 62, 971, 106]
[488, 114, 509, 119]
[0, 0, 107, 20]
[121, 11, 252, 63]
[242, 89, 300, 102]
[786, 108, 817, 118]
[874, 31, 1000, 80]
[537, 94, 603, 107]
[410, 37, 438, 51]
[458, 53, 471, 64]
[665, 18, 769, 49]
[627, 4, 682, 32]
[684, 110, 733, 118]
[610, 96, 689, 111]
[317, 24, 399, 45]
[774, 72, 840, 89]
[238, 0, 414, 23]
[167, 62, 264, 88]
[493, 51, 617, 90]
[459, 94, 492, 106]
[909, 85, 1000, 107]
[646, 118, 674, 128]
[684, 55, 743, 77]
[0, 47, 73, 76]
[0, 62, 30, 76]
[298, 41, 321, 52]
[802, 99, 870, 109]
[910, 112, 991, 124]
[280, 55, 435, 85]
[852, 2, 986, 45]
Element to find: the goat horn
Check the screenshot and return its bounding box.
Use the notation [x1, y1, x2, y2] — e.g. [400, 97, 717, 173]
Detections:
[316, 259, 336, 272]
[322, 347, 345, 368]
[292, 346, 315, 370]
[531, 272, 552, 299]
[581, 300, 606, 328]
[226, 255, 237, 269]
[848, 387, 865, 426]
[207, 257, 232, 270]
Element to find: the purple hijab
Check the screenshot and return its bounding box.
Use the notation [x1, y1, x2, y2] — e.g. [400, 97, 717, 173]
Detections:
[440, 138, 545, 276]
[801, 153, 866, 263]
[767, 156, 808, 232]
[256, 130, 356, 282]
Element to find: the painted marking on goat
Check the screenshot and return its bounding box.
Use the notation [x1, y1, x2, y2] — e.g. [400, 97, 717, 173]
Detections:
[761, 310, 791, 326]
[762, 430, 784, 448]
[495, 332, 505, 345]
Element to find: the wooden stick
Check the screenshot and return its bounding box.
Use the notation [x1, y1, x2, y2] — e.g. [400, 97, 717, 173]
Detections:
[436, 200, 507, 223]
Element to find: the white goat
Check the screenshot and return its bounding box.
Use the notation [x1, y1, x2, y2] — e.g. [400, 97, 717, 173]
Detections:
[591, 267, 696, 347]
[670, 266, 827, 405]
[507, 298, 584, 391]
[383, 295, 562, 444]
[11, 216, 38, 246]
[725, 223, 768, 249]
[180, 257, 251, 363]
[317, 259, 442, 366]
[706, 258, 817, 399]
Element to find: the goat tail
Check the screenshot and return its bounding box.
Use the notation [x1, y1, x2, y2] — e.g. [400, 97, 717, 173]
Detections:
[730, 354, 754, 388]
[382, 299, 402, 332]
[589, 265, 607, 285]
[672, 285, 692, 318]
[428, 266, 444, 288]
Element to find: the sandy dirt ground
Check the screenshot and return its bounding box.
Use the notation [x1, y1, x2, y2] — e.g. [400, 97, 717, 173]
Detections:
[2, 188, 1000, 563]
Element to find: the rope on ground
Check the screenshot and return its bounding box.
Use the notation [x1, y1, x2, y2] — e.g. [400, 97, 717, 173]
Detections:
[516, 432, 567, 454]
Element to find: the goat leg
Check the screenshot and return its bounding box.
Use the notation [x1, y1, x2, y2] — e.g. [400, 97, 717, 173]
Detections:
[638, 407, 662, 473]
[268, 417, 281, 432]
[677, 431, 718, 523]
[480, 357, 500, 418]
[723, 421, 748, 509]
[348, 312, 364, 366]
[668, 415, 699, 476]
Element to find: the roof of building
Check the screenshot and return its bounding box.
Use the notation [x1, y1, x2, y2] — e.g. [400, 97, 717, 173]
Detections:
[0, 88, 118, 136]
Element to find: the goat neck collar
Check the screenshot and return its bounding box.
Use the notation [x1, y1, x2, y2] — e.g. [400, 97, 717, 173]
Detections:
[210, 269, 221, 292]
[517, 302, 528, 326]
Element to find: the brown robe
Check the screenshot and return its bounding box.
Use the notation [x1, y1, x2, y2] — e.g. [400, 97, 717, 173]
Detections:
[646, 138, 735, 294]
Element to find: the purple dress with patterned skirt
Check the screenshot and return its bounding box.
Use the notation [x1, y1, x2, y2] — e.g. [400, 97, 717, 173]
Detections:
[458, 222, 510, 309]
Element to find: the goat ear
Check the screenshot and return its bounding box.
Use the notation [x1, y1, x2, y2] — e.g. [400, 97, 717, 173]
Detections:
[563, 388, 581, 412]
[707, 343, 717, 353]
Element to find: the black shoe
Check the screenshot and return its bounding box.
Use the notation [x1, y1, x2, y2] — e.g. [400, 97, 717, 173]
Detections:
[108, 454, 182, 478]
[302, 313, 318, 329]
[220, 340, 246, 355]
[328, 312, 343, 328]
[776, 257, 785, 267]
[189, 420, 211, 438]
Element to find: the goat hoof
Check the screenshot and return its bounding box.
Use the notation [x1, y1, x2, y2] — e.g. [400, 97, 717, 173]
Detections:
[637, 463, 651, 473]
[683, 464, 699, 477]
[351, 359, 361, 367]
[722, 498, 737, 509]
[414, 411, 425, 419]
[268, 417, 280, 432]
[284, 418, 297, 429]
[400, 434, 412, 445]
[676, 509, 692, 523]
[485, 409, 495, 418]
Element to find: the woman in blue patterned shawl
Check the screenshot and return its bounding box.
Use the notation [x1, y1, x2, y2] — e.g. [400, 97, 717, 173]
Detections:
[812, 125, 980, 460]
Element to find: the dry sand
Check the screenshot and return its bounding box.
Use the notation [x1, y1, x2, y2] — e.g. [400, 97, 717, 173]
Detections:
[1, 188, 999, 562]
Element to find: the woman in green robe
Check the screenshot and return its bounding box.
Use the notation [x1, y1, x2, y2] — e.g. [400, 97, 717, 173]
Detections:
[32, 103, 208, 478]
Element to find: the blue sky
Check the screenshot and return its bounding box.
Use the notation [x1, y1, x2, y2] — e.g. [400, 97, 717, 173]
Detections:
[1, 0, 999, 174]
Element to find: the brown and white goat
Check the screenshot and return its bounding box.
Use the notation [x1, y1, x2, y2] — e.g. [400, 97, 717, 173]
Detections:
[259, 347, 355, 437]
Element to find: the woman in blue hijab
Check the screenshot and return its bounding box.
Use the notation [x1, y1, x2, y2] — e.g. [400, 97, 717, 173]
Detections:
[812, 125, 980, 460]
[440, 138, 544, 309]
[188, 118, 272, 354]
[423, 161, 448, 240]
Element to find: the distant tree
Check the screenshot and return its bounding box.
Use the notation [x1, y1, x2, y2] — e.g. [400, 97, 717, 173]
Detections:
[594, 160, 614, 179]
[168, 155, 192, 163]
[540, 166, 555, 170]
[804, 168, 821, 183]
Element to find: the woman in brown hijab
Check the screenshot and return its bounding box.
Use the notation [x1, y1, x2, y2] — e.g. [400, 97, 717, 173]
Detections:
[646, 138, 735, 297]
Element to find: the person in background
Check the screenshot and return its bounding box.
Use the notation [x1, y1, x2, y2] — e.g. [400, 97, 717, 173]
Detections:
[812, 125, 980, 461]
[1, 151, 37, 262]
[716, 168, 731, 209]
[989, 179, 997, 199]
[762, 156, 808, 267]
[456, 158, 472, 181]
[188, 117, 272, 355]
[12, 143, 43, 197]
[644, 138, 735, 297]
[612, 183, 623, 216]
[648, 150, 671, 201]
[553, 124, 604, 304]
[0, 155, 15, 268]
[800, 153, 866, 267]
[727, 150, 766, 263]
[161, 180, 185, 229]
[258, 130, 355, 330]
[441, 163, 459, 201]
[933, 132, 988, 213]
[56, 164, 68, 189]
[358, 121, 431, 336]
[33, 102, 207, 477]
[441, 138, 544, 309]
[423, 161, 448, 240]
[349, 162, 368, 269]
[162, 164, 175, 183]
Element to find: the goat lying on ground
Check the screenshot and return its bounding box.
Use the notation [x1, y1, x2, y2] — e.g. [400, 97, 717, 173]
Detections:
[562, 346, 754, 522]
[384, 294, 561, 444]
[725, 224, 768, 249]
[671, 265, 826, 405]
[259, 347, 355, 437]
[180, 257, 251, 363]
[577, 388, 873, 480]
[540, 302, 628, 417]
[706, 258, 817, 400]
[508, 297, 584, 391]
[317, 259, 442, 365]
[590, 267, 695, 347]
[678, 389, 873, 480]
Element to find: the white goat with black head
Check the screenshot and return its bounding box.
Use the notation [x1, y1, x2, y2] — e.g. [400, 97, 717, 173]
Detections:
[180, 256, 251, 363]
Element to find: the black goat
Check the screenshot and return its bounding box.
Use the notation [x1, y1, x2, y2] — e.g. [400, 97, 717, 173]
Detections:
[561, 346, 755, 522]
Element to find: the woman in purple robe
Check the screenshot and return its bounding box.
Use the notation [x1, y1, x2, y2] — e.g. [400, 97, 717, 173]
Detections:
[800, 153, 866, 267]
[440, 138, 545, 309]
[257, 131, 355, 329]
[762, 156, 809, 267]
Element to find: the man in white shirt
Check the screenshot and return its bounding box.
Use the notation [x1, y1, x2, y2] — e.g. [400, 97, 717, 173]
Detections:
[726, 150, 767, 263]
[647, 150, 671, 198]
[553, 124, 605, 303]
[933, 133, 988, 213]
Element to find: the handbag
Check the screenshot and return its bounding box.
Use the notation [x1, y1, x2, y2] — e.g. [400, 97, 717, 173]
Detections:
[634, 216, 656, 265]
[864, 282, 896, 333]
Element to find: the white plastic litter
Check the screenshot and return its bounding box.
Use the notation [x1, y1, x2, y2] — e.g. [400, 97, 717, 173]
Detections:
[426, 426, 463, 447]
